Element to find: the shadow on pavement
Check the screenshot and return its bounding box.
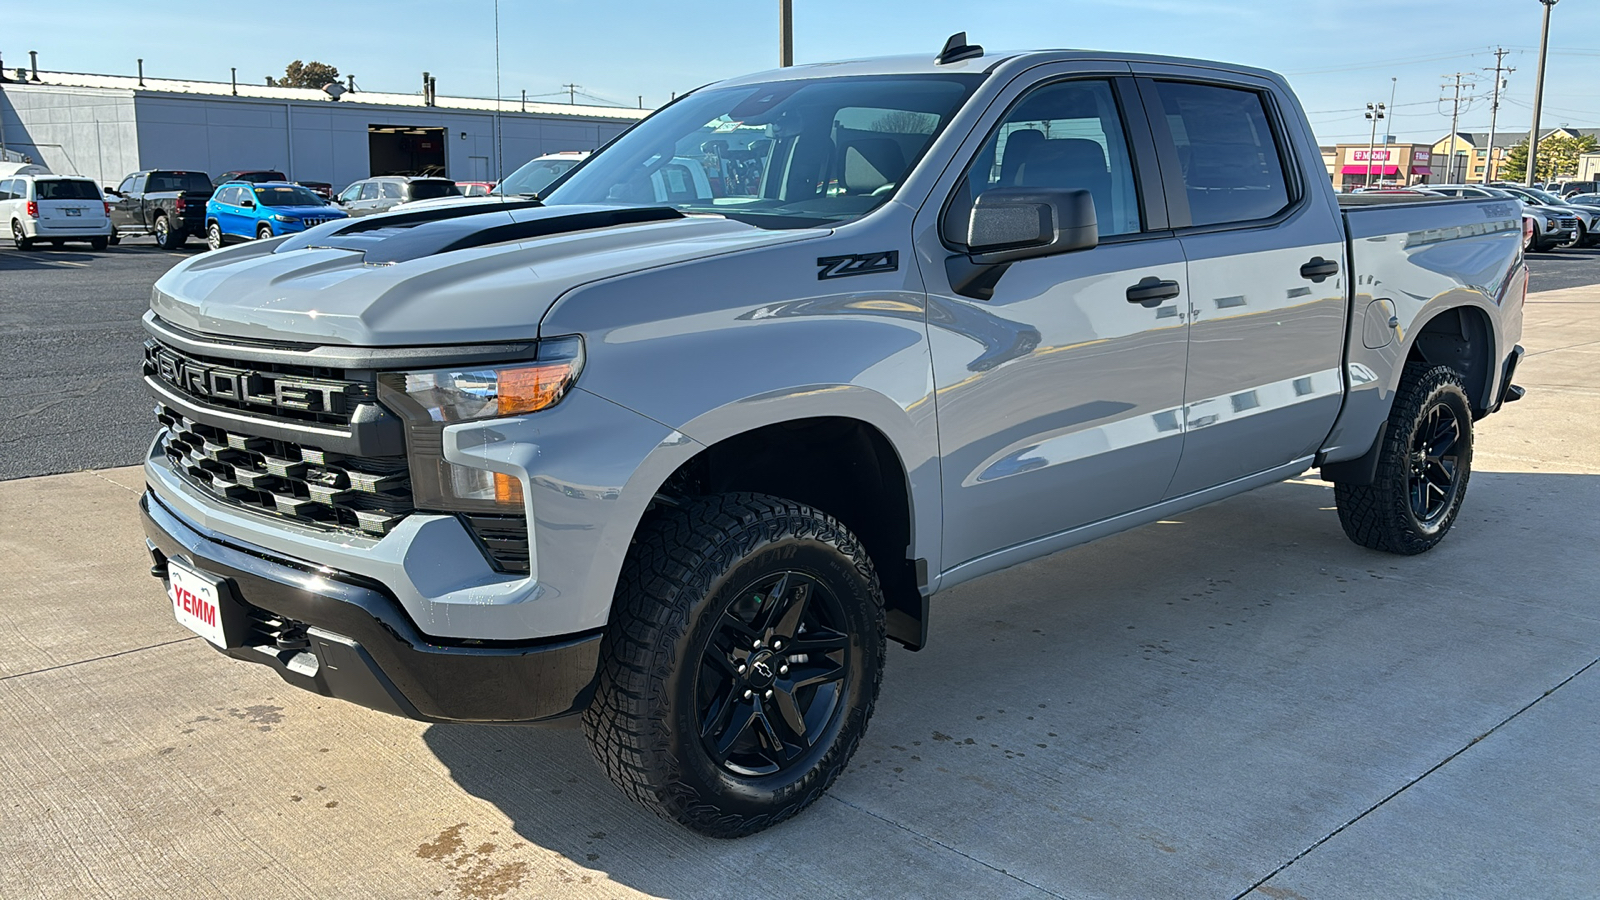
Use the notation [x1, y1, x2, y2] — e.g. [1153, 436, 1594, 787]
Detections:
[423, 471, 1600, 898]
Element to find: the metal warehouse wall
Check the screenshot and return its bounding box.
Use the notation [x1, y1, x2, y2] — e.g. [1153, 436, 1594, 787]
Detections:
[0, 85, 140, 186]
[132, 94, 630, 191]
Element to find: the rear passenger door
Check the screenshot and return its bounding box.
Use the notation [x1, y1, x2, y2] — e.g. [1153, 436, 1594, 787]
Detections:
[1132, 69, 1348, 497]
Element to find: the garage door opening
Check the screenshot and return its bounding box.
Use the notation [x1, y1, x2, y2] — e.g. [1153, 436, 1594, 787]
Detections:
[368, 125, 446, 176]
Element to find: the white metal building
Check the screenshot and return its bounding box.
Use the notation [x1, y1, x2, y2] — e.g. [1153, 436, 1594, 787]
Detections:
[0, 69, 643, 190]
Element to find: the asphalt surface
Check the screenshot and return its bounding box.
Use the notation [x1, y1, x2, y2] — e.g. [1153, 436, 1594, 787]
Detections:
[1, 237, 1597, 481]
[0, 239, 202, 480]
[2, 284, 1596, 898]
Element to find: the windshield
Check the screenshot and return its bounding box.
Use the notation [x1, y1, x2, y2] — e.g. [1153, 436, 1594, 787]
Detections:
[542, 74, 982, 228]
[494, 159, 581, 197]
[408, 180, 460, 200]
[36, 179, 101, 200]
[148, 172, 214, 194]
[253, 185, 327, 207]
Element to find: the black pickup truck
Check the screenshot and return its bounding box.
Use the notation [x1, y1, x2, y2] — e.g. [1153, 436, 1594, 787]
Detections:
[107, 170, 214, 249]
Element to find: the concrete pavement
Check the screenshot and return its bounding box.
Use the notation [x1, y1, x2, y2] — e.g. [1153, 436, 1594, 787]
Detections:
[1, 284, 1597, 899]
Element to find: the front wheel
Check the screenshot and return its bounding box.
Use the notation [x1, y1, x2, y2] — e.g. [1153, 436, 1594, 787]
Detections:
[255, 223, 274, 241]
[206, 221, 223, 251]
[1560, 221, 1585, 249]
[583, 493, 886, 838]
[1334, 363, 1473, 554]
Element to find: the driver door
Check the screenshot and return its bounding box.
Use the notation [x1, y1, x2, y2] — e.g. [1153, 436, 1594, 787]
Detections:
[916, 70, 1191, 571]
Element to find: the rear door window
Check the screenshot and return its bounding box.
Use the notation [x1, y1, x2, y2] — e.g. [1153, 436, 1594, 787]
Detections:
[1149, 81, 1293, 227]
[36, 179, 101, 200]
[379, 182, 403, 200]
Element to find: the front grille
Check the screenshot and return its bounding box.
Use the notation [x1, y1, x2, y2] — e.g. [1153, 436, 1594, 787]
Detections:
[158, 405, 413, 536]
[300, 216, 339, 227]
[144, 339, 373, 428]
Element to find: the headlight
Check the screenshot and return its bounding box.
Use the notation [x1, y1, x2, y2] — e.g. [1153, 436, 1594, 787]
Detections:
[377, 336, 584, 512]
[272, 214, 296, 223]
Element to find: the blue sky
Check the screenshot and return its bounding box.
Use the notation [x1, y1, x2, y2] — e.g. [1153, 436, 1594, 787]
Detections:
[8, 0, 1598, 145]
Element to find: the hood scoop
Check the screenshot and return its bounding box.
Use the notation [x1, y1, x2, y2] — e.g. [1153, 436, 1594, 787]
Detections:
[275, 203, 685, 265]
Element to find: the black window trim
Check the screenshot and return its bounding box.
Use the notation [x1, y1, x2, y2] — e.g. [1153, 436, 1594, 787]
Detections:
[1136, 74, 1307, 236]
[938, 73, 1173, 254]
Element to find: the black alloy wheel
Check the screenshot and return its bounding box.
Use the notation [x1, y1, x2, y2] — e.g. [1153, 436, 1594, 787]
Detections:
[1333, 362, 1473, 554]
[1404, 399, 1463, 532]
[584, 492, 885, 838]
[696, 570, 851, 777]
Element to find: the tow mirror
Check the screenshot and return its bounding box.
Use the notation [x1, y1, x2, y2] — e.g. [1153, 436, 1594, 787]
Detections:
[104, 187, 120, 196]
[947, 187, 1098, 300]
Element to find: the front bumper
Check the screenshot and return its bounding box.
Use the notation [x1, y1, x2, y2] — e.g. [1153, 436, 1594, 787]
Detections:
[142, 489, 601, 723]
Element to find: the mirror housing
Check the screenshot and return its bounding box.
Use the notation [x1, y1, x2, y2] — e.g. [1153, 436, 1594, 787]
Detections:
[104, 187, 120, 196]
[947, 187, 1099, 300]
[967, 187, 1098, 264]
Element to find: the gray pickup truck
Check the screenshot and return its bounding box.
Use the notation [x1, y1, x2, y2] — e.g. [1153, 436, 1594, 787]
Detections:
[139, 37, 1526, 836]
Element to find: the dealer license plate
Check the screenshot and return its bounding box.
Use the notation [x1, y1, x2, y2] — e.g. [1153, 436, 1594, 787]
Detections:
[169, 560, 227, 647]
[65, 208, 81, 216]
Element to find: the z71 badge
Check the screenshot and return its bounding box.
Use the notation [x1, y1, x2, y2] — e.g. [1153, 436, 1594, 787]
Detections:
[816, 251, 899, 280]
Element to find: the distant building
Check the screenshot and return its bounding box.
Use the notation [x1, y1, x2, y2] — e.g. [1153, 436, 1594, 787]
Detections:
[1331, 143, 1435, 191]
[0, 67, 643, 190]
[1430, 128, 1600, 184]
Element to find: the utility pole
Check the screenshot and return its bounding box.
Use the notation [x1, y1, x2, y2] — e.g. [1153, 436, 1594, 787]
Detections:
[779, 0, 794, 67]
[1484, 48, 1514, 184]
[562, 83, 579, 104]
[1385, 77, 1397, 145]
[1527, 0, 1559, 185]
[1440, 72, 1474, 183]
[1365, 102, 1386, 187]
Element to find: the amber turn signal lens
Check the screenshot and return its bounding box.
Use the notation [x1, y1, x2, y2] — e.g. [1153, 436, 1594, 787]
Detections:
[496, 361, 579, 416]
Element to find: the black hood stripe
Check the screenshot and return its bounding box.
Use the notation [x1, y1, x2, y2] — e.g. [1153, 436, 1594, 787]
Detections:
[275, 204, 685, 265]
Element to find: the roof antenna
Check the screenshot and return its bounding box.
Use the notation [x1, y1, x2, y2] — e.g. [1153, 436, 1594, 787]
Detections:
[936, 32, 983, 65]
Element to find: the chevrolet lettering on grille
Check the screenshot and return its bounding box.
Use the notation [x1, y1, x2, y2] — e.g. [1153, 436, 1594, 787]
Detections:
[145, 342, 350, 416]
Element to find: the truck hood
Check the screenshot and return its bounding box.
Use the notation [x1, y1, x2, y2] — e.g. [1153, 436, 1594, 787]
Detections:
[150, 204, 825, 346]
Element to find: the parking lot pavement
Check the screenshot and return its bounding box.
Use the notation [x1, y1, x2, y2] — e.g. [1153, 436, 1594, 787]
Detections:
[0, 242, 199, 481]
[0, 287, 1597, 899]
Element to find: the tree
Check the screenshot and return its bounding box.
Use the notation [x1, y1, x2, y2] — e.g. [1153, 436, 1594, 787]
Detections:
[267, 60, 341, 90]
[1498, 133, 1598, 183]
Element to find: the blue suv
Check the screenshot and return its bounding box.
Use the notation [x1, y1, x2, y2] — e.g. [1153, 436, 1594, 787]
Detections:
[205, 181, 347, 249]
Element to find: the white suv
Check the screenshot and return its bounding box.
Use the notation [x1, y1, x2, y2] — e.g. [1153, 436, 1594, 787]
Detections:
[2, 174, 113, 250]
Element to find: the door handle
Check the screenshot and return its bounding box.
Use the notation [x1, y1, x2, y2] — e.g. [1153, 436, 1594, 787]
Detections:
[1300, 256, 1340, 282]
[1126, 276, 1181, 308]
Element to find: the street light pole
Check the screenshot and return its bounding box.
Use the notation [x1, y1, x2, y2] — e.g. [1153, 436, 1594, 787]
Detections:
[1365, 102, 1385, 187]
[1527, 0, 1558, 185]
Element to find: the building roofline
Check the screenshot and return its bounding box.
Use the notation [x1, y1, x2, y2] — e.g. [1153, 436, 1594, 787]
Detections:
[5, 70, 646, 121]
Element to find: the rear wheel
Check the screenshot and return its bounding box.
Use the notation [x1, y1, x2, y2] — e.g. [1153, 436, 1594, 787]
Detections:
[153, 214, 186, 250]
[11, 220, 33, 250]
[1334, 363, 1473, 554]
[206, 221, 223, 251]
[584, 492, 885, 838]
[255, 223, 274, 241]
[89, 236, 109, 251]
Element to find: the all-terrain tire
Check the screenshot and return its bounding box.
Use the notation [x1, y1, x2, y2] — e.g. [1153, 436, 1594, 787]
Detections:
[582, 492, 886, 838]
[1334, 362, 1473, 554]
